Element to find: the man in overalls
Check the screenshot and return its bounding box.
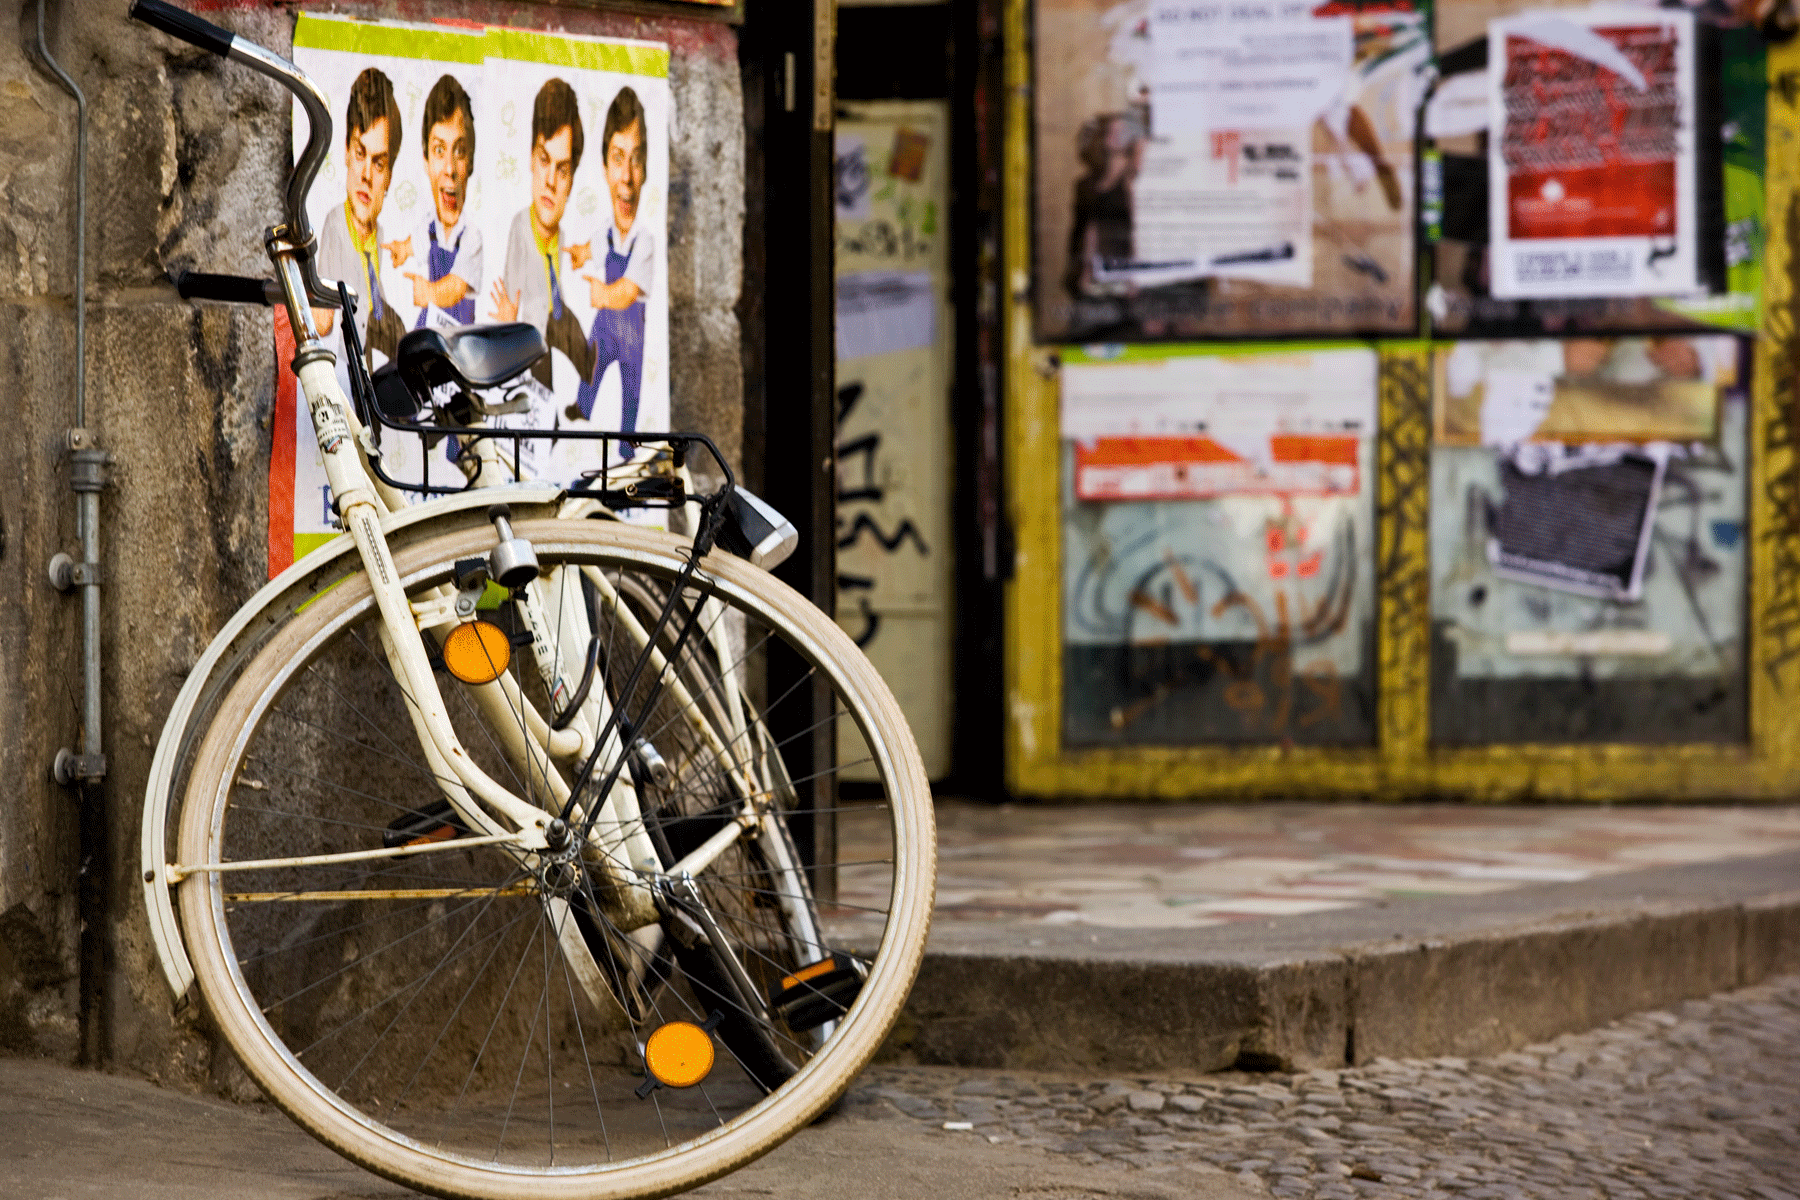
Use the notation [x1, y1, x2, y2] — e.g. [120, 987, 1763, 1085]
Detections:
[490, 78, 596, 391]
[389, 74, 482, 330]
[571, 86, 655, 432]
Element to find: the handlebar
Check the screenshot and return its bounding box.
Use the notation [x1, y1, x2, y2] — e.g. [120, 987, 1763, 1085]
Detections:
[129, 0, 346, 311]
[129, 0, 231, 56]
[174, 271, 277, 306]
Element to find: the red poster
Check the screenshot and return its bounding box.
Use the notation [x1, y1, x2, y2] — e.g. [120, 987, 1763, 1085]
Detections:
[1488, 10, 1697, 298]
[1502, 25, 1680, 241]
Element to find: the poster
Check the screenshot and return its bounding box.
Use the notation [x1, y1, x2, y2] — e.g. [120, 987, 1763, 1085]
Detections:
[273, 15, 671, 569]
[1424, 0, 1757, 337]
[1062, 350, 1369, 501]
[1034, 0, 1429, 341]
[1060, 345, 1377, 746]
[1427, 336, 1748, 744]
[1431, 335, 1736, 602]
[1487, 8, 1699, 300]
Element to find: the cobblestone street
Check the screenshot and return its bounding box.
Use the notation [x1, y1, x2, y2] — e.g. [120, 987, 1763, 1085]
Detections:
[847, 973, 1800, 1199]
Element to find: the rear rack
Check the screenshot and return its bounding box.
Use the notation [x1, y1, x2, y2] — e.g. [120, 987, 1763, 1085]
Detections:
[334, 286, 734, 514]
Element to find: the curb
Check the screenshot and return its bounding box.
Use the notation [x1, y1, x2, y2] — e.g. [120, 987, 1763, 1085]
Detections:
[885, 849, 1800, 1073]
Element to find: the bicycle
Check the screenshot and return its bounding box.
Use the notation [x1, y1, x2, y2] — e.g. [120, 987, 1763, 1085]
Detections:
[127, 3, 936, 1197]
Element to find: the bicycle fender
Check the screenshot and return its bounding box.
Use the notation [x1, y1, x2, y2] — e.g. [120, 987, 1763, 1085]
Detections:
[140, 485, 566, 1003]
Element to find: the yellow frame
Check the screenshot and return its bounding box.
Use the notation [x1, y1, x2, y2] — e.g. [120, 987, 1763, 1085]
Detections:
[1001, 0, 1800, 800]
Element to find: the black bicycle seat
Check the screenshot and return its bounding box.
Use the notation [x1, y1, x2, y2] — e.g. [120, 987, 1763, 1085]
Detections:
[397, 323, 548, 391]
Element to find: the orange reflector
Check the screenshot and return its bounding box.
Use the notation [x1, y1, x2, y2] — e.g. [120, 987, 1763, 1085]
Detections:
[403, 824, 458, 848]
[779, 958, 839, 993]
[644, 1020, 716, 1089]
[442, 620, 511, 684]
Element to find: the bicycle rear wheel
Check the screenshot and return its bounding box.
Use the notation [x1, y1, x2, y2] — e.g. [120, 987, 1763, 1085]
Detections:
[174, 518, 934, 1200]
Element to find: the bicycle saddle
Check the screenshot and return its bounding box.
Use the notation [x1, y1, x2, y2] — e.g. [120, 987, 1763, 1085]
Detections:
[400, 323, 548, 390]
[374, 323, 548, 420]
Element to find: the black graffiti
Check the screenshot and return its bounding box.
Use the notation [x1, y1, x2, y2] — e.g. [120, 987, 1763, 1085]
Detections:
[1760, 195, 1800, 691]
[837, 381, 865, 426]
[837, 218, 932, 262]
[835, 379, 932, 650]
[1376, 351, 1434, 717]
[838, 433, 884, 504]
[838, 513, 929, 555]
[838, 574, 879, 645]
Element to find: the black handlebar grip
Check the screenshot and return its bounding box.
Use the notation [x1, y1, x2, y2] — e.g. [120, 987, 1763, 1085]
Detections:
[129, 0, 234, 57]
[175, 271, 274, 306]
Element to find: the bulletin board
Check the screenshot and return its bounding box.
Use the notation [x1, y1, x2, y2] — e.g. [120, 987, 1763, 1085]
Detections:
[1004, 0, 1800, 800]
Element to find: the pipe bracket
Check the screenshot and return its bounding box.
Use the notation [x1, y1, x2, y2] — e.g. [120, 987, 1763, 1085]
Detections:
[67, 430, 111, 492]
[53, 749, 107, 785]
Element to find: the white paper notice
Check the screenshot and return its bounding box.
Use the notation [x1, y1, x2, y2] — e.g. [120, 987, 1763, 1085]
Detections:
[836, 270, 936, 361]
[1478, 370, 1555, 446]
[1423, 70, 1489, 139]
[1060, 347, 1377, 440]
[1150, 5, 1354, 135]
[1120, 128, 1313, 288]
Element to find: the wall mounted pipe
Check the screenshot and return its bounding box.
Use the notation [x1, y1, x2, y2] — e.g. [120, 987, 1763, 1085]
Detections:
[35, 0, 108, 788]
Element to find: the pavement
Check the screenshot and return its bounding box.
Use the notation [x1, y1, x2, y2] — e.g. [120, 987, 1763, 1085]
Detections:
[5, 973, 1796, 1198]
[814, 970, 1800, 1200]
[5, 800, 1800, 1198]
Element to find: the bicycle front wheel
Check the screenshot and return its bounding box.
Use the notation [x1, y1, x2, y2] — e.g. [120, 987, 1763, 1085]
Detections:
[174, 518, 934, 1200]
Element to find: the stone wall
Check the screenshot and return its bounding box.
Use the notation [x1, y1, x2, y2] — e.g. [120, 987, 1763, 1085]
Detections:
[0, 0, 743, 1085]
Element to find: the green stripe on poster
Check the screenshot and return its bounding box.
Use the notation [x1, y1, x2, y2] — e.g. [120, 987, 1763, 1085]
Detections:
[483, 27, 669, 78]
[293, 13, 485, 63]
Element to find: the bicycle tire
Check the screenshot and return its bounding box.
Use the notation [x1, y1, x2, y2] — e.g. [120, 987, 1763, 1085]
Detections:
[174, 517, 934, 1200]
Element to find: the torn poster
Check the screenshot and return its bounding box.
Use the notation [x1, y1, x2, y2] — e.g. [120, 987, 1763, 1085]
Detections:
[1036, 0, 1427, 338]
[1432, 335, 1737, 447]
[1487, 7, 1699, 299]
[1059, 344, 1379, 748]
[1061, 346, 1374, 501]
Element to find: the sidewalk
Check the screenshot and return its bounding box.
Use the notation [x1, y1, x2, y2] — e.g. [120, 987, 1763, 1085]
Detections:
[5, 801, 1796, 1198]
[873, 800, 1800, 1074]
[0, 1054, 1261, 1200]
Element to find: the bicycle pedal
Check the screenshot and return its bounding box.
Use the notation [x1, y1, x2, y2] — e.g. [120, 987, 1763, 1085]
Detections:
[382, 800, 471, 850]
[768, 952, 863, 1031]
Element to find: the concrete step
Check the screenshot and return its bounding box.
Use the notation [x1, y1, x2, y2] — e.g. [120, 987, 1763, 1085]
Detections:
[891, 848, 1800, 1073]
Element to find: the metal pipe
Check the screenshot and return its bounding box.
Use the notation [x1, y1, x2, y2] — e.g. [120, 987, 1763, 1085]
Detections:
[36, 0, 82, 427]
[37, 0, 107, 788]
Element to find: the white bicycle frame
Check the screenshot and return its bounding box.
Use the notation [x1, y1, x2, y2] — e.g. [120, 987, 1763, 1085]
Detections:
[140, 42, 804, 1009]
[144, 286, 794, 1007]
